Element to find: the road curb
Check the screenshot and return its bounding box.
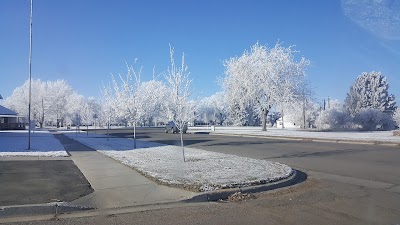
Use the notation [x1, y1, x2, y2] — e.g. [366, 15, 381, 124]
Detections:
[0, 202, 93, 219]
[186, 169, 306, 202]
[208, 132, 400, 147]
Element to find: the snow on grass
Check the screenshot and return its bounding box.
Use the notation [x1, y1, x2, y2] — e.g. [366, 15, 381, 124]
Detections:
[192, 126, 400, 144]
[102, 146, 293, 192]
[65, 133, 293, 192]
[0, 130, 68, 157]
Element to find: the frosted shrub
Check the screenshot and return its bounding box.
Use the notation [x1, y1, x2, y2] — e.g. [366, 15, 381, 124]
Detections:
[318, 109, 352, 130]
[394, 108, 400, 128]
[379, 113, 395, 130]
[354, 108, 395, 131]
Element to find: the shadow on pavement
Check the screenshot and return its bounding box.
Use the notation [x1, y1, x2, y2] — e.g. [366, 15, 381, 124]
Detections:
[187, 169, 308, 202]
[148, 139, 215, 147]
[263, 148, 371, 159]
[53, 133, 96, 152]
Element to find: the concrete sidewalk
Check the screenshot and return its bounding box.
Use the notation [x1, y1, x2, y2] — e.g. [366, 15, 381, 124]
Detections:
[54, 133, 195, 209]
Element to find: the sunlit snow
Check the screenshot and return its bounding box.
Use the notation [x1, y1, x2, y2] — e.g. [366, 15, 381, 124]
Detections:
[0, 130, 68, 157]
[205, 127, 400, 144]
[65, 133, 293, 192]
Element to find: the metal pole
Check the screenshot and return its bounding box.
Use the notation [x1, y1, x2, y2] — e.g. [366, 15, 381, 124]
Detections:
[28, 0, 33, 150]
[302, 88, 306, 129]
[107, 106, 111, 141]
[303, 99, 306, 129]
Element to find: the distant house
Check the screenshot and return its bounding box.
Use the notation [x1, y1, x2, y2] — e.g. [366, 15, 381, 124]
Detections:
[276, 115, 300, 129]
[0, 105, 25, 130]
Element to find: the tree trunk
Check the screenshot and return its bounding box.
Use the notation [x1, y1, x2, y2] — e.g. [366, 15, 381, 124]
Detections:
[281, 109, 285, 129]
[40, 99, 45, 128]
[180, 131, 186, 162]
[262, 109, 269, 131]
[303, 103, 306, 129]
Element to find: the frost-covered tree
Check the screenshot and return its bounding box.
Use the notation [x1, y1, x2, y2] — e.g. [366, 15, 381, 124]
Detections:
[81, 101, 94, 135]
[212, 92, 229, 125]
[5, 79, 76, 128]
[196, 92, 228, 125]
[100, 82, 118, 139]
[344, 71, 396, 116]
[223, 85, 249, 126]
[64, 93, 99, 135]
[86, 97, 100, 126]
[65, 92, 85, 127]
[137, 80, 170, 126]
[111, 62, 143, 149]
[222, 42, 310, 131]
[46, 80, 73, 127]
[99, 83, 112, 126]
[164, 45, 194, 162]
[353, 108, 395, 131]
[286, 99, 320, 129]
[5, 79, 47, 128]
[394, 108, 400, 128]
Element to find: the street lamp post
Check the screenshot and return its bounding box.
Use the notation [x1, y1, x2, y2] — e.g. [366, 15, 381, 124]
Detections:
[28, 0, 33, 150]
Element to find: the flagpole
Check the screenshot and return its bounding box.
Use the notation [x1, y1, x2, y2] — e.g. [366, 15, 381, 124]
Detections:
[28, 0, 33, 149]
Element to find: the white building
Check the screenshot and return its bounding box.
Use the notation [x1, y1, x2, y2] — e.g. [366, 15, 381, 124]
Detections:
[276, 115, 300, 129]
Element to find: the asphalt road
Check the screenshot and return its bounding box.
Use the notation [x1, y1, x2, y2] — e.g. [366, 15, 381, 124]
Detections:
[77, 127, 398, 224]
[5, 178, 400, 225]
[4, 127, 399, 224]
[98, 127, 400, 187]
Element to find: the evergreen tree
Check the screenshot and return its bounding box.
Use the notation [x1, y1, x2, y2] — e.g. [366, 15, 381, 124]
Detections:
[344, 71, 396, 116]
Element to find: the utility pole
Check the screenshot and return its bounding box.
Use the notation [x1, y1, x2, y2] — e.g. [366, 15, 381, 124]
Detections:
[28, 0, 33, 150]
[327, 96, 330, 109]
[302, 88, 306, 129]
[303, 100, 306, 129]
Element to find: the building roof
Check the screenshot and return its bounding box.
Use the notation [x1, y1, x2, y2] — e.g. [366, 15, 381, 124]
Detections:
[0, 105, 18, 116]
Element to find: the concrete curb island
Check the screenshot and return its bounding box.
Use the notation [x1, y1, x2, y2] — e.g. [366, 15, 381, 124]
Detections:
[187, 169, 306, 202]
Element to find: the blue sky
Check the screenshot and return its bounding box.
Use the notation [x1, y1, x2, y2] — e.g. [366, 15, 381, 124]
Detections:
[1, 0, 399, 106]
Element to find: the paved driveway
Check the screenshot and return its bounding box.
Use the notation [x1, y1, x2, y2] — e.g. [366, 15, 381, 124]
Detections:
[0, 158, 93, 206]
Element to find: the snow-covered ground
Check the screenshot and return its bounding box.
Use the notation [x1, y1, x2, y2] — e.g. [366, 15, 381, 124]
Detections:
[0, 130, 68, 157]
[189, 126, 400, 144]
[65, 133, 293, 192]
[54, 125, 128, 131]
